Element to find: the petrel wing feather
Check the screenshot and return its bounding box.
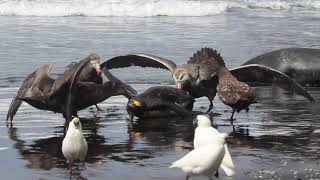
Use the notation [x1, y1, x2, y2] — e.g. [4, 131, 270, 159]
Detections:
[6, 64, 53, 121]
[230, 64, 315, 102]
[101, 53, 177, 73]
[65, 58, 91, 121]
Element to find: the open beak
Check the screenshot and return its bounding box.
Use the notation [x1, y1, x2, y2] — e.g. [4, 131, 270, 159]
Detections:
[95, 64, 102, 77]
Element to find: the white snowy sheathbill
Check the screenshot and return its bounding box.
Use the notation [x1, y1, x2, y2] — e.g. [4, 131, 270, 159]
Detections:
[194, 115, 235, 176]
[62, 117, 88, 173]
[170, 133, 229, 180]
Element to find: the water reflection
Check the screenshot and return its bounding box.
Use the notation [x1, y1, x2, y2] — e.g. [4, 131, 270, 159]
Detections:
[5, 87, 320, 179]
[128, 116, 196, 149]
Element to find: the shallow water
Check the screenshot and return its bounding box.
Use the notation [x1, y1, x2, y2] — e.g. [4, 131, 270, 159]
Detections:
[0, 7, 320, 180]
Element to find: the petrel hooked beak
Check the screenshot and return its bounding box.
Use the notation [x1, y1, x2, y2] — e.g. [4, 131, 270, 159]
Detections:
[95, 63, 102, 77]
[176, 82, 183, 90]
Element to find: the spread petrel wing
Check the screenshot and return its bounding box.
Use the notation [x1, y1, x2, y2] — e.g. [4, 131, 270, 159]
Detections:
[62, 58, 91, 121]
[101, 53, 177, 73]
[49, 57, 90, 96]
[6, 64, 53, 121]
[229, 64, 315, 102]
[18, 59, 91, 121]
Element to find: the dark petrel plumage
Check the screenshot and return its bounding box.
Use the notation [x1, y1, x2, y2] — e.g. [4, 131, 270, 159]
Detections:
[66, 53, 104, 110]
[216, 67, 256, 124]
[8, 55, 136, 120]
[214, 58, 315, 123]
[6, 55, 91, 121]
[101, 48, 314, 114]
[101, 48, 224, 113]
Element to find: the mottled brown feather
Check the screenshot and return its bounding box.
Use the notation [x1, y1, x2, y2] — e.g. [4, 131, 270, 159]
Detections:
[217, 67, 256, 112]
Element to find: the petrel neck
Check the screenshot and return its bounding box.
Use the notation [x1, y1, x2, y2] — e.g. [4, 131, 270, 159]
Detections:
[217, 66, 230, 77]
[102, 81, 126, 97]
[217, 66, 238, 81]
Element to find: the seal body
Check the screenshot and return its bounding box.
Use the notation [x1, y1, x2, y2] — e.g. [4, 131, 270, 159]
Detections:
[243, 48, 320, 86]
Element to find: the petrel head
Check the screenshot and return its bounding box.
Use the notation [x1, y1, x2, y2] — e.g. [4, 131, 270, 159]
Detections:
[88, 53, 102, 77]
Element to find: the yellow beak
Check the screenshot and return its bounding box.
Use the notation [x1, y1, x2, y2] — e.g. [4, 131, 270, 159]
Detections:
[133, 100, 142, 107]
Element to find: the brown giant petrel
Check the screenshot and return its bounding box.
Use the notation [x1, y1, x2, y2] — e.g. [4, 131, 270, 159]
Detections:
[101, 48, 314, 116]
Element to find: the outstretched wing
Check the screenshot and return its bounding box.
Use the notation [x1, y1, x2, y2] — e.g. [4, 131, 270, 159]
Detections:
[49, 57, 90, 96]
[64, 58, 91, 121]
[6, 64, 53, 121]
[230, 64, 315, 102]
[101, 53, 177, 73]
[18, 59, 91, 121]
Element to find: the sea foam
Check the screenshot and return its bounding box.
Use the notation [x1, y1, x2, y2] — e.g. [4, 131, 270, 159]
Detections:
[0, 0, 319, 17]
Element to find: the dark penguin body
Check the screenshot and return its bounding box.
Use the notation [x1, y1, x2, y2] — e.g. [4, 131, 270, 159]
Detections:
[126, 86, 195, 119]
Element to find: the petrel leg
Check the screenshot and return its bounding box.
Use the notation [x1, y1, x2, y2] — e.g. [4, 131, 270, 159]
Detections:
[214, 170, 219, 178]
[230, 109, 236, 125]
[206, 101, 213, 113]
[185, 175, 190, 180]
[206, 97, 214, 113]
[95, 104, 102, 111]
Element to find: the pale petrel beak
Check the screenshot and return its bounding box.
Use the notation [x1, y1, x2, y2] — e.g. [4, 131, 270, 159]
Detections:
[95, 64, 102, 77]
[176, 82, 183, 90]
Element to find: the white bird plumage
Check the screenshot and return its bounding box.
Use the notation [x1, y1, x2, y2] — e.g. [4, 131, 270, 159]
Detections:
[194, 115, 235, 176]
[170, 133, 229, 180]
[62, 117, 88, 173]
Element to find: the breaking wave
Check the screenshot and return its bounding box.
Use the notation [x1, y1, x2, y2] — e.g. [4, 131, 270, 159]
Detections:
[0, 0, 319, 17]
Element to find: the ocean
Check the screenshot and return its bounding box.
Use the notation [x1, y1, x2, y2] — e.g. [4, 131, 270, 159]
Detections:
[0, 0, 320, 179]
